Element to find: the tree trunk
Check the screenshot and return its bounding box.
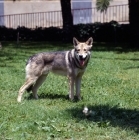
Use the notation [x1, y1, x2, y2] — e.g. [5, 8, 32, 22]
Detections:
[60, 0, 73, 42]
[129, 0, 139, 48]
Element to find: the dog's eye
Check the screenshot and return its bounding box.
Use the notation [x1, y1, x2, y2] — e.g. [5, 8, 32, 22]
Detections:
[76, 49, 80, 52]
[84, 49, 87, 51]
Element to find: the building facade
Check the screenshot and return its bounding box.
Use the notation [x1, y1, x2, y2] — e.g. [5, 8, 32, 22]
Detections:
[0, 0, 128, 28]
[0, 0, 128, 15]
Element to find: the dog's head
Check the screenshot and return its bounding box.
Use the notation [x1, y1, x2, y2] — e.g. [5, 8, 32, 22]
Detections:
[73, 37, 93, 67]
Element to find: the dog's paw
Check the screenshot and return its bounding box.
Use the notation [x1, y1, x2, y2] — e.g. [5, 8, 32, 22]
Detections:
[74, 95, 83, 101]
[17, 97, 21, 103]
[67, 94, 74, 101]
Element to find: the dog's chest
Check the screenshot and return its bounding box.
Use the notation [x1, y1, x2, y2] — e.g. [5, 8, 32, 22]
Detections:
[74, 68, 85, 76]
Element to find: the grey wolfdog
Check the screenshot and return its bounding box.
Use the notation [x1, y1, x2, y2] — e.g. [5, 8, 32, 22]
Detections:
[17, 37, 93, 102]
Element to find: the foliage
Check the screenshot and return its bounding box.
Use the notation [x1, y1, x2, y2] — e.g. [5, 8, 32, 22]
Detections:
[96, 0, 113, 12]
[73, 21, 130, 43]
[0, 22, 130, 43]
[0, 42, 139, 139]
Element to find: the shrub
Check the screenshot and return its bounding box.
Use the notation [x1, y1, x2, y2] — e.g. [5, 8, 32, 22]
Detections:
[0, 21, 129, 43]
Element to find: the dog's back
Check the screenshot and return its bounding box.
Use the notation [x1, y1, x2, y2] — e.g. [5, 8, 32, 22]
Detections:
[26, 51, 70, 77]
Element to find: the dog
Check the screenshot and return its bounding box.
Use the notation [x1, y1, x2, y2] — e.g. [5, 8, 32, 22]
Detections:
[17, 37, 93, 102]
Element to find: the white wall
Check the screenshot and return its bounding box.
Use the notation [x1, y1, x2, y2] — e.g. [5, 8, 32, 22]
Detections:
[0, 0, 128, 28]
[4, 0, 61, 15]
[3, 0, 128, 15]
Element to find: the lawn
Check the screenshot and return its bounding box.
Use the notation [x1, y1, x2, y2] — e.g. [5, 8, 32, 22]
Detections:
[0, 41, 139, 140]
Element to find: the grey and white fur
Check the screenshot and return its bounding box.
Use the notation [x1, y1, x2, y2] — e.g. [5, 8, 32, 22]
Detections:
[17, 37, 93, 102]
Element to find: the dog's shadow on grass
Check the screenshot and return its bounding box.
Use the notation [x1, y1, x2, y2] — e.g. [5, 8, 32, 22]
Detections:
[39, 92, 69, 100]
[66, 104, 139, 134]
[26, 92, 69, 101]
[26, 92, 81, 102]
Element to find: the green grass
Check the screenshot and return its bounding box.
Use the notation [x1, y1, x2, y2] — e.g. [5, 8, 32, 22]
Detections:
[0, 41, 139, 140]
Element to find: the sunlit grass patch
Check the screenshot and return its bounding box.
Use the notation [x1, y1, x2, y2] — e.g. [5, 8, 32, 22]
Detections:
[0, 42, 139, 140]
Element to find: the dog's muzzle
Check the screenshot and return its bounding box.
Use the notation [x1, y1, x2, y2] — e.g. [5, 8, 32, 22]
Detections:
[79, 55, 87, 66]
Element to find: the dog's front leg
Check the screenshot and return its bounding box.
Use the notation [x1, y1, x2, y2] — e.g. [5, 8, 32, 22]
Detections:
[75, 74, 83, 100]
[68, 76, 75, 100]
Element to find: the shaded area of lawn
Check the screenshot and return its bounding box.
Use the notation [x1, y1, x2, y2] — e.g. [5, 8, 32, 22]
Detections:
[1, 41, 138, 52]
[66, 104, 139, 134]
[1, 41, 139, 55]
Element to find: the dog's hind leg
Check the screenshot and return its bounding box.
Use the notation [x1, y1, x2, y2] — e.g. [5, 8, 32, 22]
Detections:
[32, 75, 47, 99]
[26, 84, 33, 93]
[17, 77, 38, 102]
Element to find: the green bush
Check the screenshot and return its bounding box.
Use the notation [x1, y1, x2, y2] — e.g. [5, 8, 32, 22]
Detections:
[0, 21, 129, 42]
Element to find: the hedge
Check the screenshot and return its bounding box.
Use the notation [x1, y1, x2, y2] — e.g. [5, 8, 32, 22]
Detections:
[0, 21, 129, 43]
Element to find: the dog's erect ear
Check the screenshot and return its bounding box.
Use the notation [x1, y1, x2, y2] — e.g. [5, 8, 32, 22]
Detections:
[73, 37, 80, 47]
[86, 37, 93, 47]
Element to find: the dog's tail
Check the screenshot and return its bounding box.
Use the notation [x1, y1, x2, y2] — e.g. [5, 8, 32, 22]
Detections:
[26, 85, 33, 93]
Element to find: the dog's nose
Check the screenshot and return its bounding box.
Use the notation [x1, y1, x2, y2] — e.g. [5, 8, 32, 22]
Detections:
[79, 55, 83, 59]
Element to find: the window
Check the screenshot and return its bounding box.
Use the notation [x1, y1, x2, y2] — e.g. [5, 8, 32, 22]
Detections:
[72, 0, 92, 24]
